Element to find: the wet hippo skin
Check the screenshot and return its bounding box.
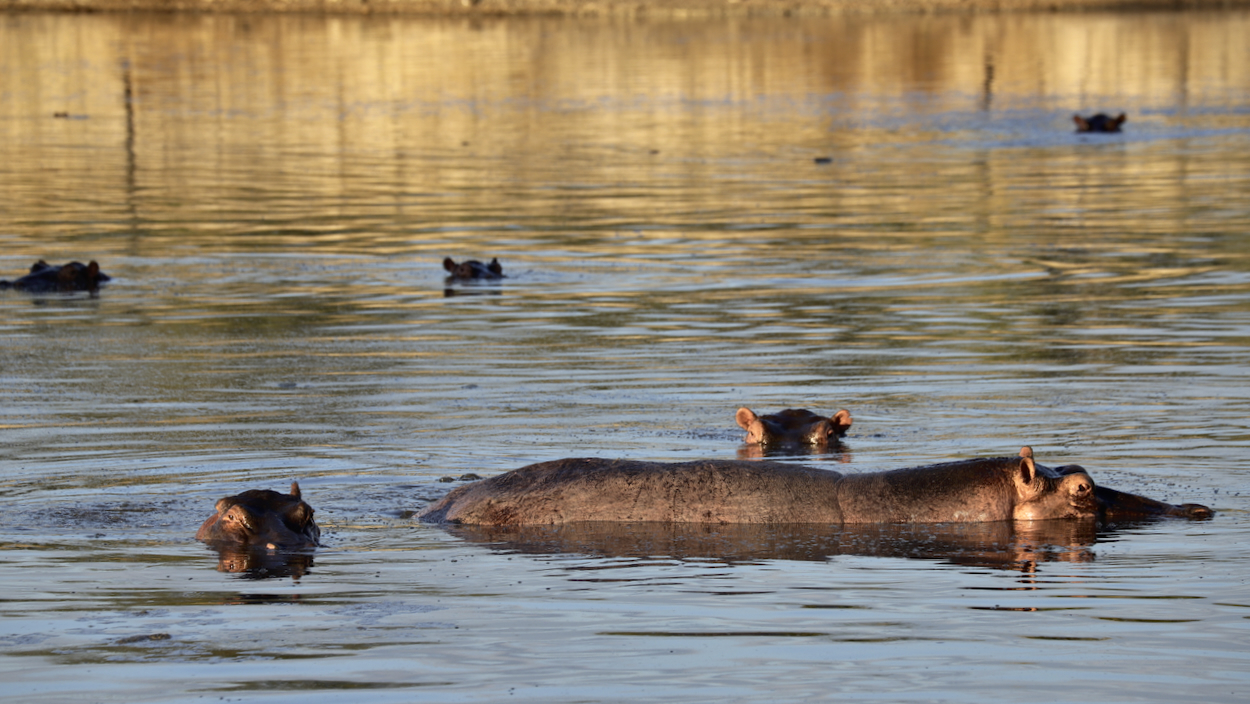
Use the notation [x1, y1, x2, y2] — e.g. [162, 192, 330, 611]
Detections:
[735, 407, 852, 447]
[0, 260, 110, 292]
[419, 448, 1212, 526]
[196, 482, 320, 550]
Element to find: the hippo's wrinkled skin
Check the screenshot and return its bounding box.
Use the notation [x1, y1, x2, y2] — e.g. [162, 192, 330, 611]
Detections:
[736, 407, 852, 447]
[443, 257, 504, 280]
[419, 449, 1108, 526]
[0, 260, 110, 293]
[1073, 113, 1127, 133]
[196, 482, 320, 550]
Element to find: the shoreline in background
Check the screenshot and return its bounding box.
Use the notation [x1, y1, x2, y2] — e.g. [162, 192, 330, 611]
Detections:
[2, 0, 1247, 17]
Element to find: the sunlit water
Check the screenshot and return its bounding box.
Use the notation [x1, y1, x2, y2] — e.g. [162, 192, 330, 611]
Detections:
[2, 10, 1249, 703]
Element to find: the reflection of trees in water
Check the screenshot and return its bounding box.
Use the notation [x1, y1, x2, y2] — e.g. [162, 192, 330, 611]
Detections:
[4, 12, 1247, 251]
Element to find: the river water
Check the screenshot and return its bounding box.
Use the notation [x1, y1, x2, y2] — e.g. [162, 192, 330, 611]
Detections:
[1, 9, 1249, 703]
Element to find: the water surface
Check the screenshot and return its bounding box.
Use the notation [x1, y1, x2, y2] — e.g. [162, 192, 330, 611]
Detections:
[1, 10, 1249, 703]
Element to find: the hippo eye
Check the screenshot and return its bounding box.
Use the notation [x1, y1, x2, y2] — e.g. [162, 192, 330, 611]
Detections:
[224, 506, 256, 533]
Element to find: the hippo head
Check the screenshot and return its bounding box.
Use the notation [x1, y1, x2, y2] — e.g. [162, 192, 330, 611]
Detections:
[1010, 447, 1097, 521]
[1073, 113, 1127, 133]
[55, 261, 107, 291]
[443, 257, 503, 280]
[6, 260, 110, 293]
[736, 407, 852, 447]
[196, 482, 320, 551]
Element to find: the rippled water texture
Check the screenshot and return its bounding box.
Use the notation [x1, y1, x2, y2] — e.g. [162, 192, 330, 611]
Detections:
[2, 10, 1249, 703]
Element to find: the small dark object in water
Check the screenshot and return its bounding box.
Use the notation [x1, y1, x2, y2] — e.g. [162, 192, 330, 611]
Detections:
[443, 257, 504, 280]
[116, 633, 172, 644]
[1073, 113, 1127, 133]
[0, 260, 110, 293]
[814, 156, 833, 164]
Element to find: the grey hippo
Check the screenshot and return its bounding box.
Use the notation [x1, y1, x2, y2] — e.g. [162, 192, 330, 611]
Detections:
[419, 448, 1211, 526]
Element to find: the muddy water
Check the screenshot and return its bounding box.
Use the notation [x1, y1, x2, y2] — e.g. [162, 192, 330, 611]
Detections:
[2, 9, 1249, 703]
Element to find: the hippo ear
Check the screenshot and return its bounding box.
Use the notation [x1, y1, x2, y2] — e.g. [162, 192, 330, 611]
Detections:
[488, 258, 503, 276]
[290, 481, 301, 499]
[831, 409, 852, 431]
[443, 257, 457, 273]
[1017, 456, 1038, 484]
[735, 407, 759, 431]
[1018, 446, 1033, 459]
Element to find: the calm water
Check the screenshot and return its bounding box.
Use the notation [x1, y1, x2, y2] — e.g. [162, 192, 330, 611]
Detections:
[2, 9, 1249, 703]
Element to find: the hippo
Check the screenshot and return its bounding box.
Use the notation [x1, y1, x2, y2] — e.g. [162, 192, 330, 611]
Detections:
[418, 449, 1211, 526]
[1073, 113, 1127, 133]
[443, 257, 503, 280]
[736, 407, 852, 447]
[196, 482, 320, 551]
[0, 260, 110, 293]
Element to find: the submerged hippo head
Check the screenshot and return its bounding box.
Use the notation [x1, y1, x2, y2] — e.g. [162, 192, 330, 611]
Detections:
[0, 260, 110, 293]
[1073, 113, 1127, 133]
[735, 407, 852, 447]
[1029, 447, 1214, 521]
[1007, 448, 1097, 521]
[196, 482, 320, 550]
[443, 257, 504, 280]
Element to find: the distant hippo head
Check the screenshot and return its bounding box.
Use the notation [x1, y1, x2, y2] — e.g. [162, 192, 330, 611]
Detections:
[196, 482, 320, 551]
[443, 257, 504, 280]
[1073, 113, 1127, 133]
[736, 407, 852, 447]
[0, 260, 110, 293]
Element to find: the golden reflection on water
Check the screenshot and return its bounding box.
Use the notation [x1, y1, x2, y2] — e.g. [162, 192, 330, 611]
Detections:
[2, 11, 1249, 255]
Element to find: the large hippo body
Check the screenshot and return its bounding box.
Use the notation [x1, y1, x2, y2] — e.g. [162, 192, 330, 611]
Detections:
[0, 260, 110, 293]
[419, 452, 1105, 526]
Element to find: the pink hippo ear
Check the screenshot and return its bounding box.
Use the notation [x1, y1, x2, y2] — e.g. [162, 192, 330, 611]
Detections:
[735, 407, 759, 431]
[1018, 446, 1034, 459]
[734, 407, 766, 443]
[290, 481, 301, 499]
[831, 409, 852, 433]
[1016, 455, 1038, 485]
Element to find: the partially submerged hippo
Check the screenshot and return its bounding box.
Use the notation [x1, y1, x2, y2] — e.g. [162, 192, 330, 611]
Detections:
[196, 482, 320, 550]
[1073, 113, 1127, 133]
[0, 260, 110, 293]
[419, 449, 1211, 526]
[443, 257, 503, 280]
[736, 407, 852, 447]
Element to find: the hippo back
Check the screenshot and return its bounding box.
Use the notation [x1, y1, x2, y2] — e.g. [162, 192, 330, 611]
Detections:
[419, 458, 846, 525]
